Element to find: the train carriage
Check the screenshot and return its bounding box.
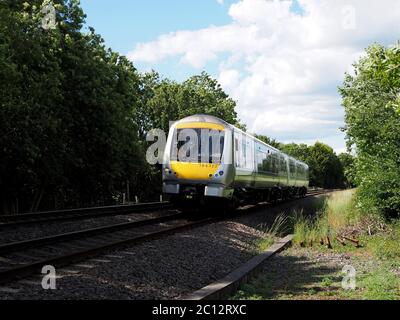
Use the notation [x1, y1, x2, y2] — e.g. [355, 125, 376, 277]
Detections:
[162, 114, 309, 207]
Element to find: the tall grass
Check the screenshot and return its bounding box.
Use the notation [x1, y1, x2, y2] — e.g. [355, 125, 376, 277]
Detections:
[259, 213, 291, 238]
[292, 190, 358, 246]
[254, 213, 291, 253]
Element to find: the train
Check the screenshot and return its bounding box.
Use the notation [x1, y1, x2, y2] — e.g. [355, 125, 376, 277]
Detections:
[162, 114, 309, 208]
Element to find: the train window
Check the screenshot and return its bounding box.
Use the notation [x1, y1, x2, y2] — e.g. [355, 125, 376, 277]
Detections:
[234, 138, 239, 167]
[256, 149, 265, 172]
[279, 155, 287, 175]
[271, 154, 278, 174]
[275, 155, 280, 174]
[174, 128, 224, 164]
[289, 159, 296, 178]
[242, 140, 247, 167]
[261, 153, 278, 175]
[235, 133, 252, 169]
[262, 154, 271, 172]
[300, 165, 305, 179]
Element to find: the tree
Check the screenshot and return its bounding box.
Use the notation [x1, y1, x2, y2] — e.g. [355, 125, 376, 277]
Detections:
[254, 134, 282, 149]
[0, 0, 145, 212]
[138, 71, 244, 138]
[281, 142, 344, 189]
[180, 72, 243, 128]
[338, 153, 356, 188]
[339, 43, 400, 218]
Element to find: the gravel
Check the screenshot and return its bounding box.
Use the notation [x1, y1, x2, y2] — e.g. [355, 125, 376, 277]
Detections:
[0, 210, 177, 244]
[0, 195, 328, 300]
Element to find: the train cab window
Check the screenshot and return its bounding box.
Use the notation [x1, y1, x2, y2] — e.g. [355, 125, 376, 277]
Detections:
[174, 128, 224, 164]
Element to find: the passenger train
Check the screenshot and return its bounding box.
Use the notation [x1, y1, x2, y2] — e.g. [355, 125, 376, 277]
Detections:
[162, 114, 309, 208]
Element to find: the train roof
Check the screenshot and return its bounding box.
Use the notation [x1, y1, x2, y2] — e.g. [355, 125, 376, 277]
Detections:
[175, 114, 230, 127]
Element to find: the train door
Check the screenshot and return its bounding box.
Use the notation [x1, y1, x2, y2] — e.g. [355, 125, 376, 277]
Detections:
[233, 131, 254, 187]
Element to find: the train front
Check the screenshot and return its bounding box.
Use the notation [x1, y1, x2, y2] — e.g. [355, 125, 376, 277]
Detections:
[162, 115, 234, 206]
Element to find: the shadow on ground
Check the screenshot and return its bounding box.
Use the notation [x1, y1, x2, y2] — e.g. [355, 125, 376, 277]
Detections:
[234, 253, 343, 300]
[1, 194, 336, 300]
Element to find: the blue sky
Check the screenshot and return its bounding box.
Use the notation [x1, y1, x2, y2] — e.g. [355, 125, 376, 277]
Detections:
[81, 0, 237, 54]
[79, 0, 400, 153]
[81, 0, 239, 80]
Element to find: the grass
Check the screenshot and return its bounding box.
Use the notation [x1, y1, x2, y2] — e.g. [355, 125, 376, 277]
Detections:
[292, 190, 359, 247]
[232, 190, 400, 300]
[253, 236, 275, 254]
[252, 213, 291, 254]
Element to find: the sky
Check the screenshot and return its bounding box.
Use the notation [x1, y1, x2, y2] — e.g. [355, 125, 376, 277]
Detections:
[80, 0, 400, 154]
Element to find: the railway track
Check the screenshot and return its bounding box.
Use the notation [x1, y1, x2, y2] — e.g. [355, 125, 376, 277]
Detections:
[0, 189, 332, 286]
[0, 202, 172, 229]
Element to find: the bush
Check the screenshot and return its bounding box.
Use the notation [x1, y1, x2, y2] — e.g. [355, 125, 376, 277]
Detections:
[339, 43, 400, 219]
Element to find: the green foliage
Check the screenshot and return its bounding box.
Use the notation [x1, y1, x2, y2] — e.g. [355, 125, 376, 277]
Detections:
[234, 191, 400, 300]
[338, 153, 356, 188]
[281, 142, 345, 188]
[249, 137, 347, 189]
[339, 43, 400, 219]
[0, 1, 241, 213]
[366, 222, 400, 261]
[253, 134, 282, 149]
[292, 190, 358, 246]
[0, 1, 147, 212]
[137, 71, 243, 138]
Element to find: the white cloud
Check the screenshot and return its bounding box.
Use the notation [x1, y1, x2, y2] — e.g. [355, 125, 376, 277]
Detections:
[216, 0, 224, 5]
[128, 0, 400, 153]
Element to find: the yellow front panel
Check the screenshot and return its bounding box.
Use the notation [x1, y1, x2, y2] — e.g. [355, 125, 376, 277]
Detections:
[170, 161, 219, 180]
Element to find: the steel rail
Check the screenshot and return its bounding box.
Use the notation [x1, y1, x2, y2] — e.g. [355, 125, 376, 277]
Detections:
[0, 212, 183, 255]
[0, 189, 333, 285]
[0, 202, 172, 229]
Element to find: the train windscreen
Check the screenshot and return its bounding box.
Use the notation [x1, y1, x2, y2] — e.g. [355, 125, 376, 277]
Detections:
[171, 128, 225, 164]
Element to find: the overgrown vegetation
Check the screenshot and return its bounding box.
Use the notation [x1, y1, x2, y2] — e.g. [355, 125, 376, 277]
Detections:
[234, 190, 400, 300]
[292, 190, 358, 247]
[339, 42, 400, 219]
[252, 214, 290, 254]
